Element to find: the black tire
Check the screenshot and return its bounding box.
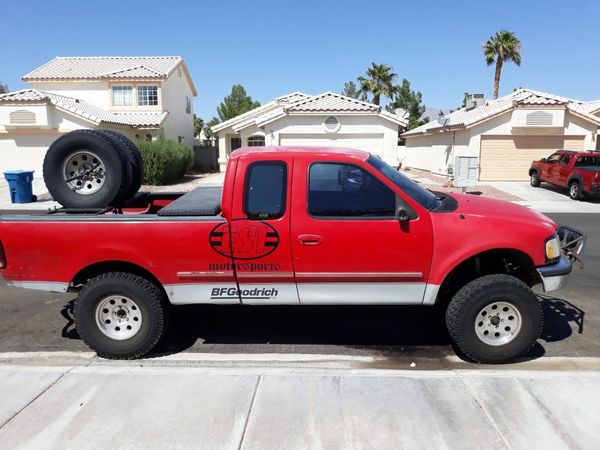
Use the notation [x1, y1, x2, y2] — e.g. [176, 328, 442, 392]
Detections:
[74, 272, 169, 359]
[43, 130, 132, 208]
[569, 181, 582, 201]
[530, 171, 541, 187]
[446, 274, 543, 364]
[85, 130, 144, 199]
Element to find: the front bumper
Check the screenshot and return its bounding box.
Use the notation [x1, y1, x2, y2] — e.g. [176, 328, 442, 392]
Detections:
[537, 255, 572, 292]
[536, 225, 586, 292]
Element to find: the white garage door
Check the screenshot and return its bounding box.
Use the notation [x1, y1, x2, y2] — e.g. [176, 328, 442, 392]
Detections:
[279, 134, 384, 157]
[0, 133, 60, 178]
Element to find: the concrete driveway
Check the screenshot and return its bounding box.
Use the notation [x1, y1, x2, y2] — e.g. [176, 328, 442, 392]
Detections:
[484, 181, 600, 213]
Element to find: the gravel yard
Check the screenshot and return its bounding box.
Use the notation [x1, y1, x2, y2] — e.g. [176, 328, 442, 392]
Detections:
[140, 171, 222, 192]
[404, 168, 523, 201]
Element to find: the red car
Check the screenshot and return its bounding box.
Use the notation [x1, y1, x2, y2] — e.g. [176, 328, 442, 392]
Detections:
[0, 147, 586, 363]
[529, 150, 600, 200]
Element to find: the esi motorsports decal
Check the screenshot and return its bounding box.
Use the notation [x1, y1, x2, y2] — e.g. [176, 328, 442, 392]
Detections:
[209, 219, 280, 260]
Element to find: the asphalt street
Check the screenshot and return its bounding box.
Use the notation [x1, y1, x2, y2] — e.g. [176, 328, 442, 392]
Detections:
[0, 212, 597, 369]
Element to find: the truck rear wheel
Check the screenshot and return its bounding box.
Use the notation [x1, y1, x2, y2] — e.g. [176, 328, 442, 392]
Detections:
[74, 272, 169, 359]
[569, 181, 582, 201]
[445, 274, 542, 363]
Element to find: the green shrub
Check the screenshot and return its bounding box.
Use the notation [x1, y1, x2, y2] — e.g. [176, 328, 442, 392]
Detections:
[137, 139, 193, 185]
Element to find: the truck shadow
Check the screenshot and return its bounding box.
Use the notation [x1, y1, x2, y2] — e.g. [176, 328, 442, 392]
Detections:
[539, 183, 600, 203]
[59, 295, 585, 361]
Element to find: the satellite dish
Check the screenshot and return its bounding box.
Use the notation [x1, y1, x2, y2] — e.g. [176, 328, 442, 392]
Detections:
[394, 108, 409, 120]
[438, 115, 450, 126]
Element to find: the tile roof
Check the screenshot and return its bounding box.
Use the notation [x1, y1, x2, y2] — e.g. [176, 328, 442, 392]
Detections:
[403, 88, 600, 137]
[0, 89, 167, 128]
[286, 92, 380, 113]
[22, 56, 182, 81]
[275, 92, 310, 104]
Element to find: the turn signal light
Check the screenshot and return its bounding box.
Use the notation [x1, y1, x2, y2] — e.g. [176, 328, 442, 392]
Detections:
[0, 241, 6, 269]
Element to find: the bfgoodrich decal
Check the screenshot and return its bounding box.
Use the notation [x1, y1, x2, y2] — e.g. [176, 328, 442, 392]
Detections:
[209, 219, 280, 260]
[211, 287, 279, 300]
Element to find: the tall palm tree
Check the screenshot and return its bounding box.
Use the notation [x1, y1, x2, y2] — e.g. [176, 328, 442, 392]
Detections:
[357, 63, 397, 105]
[483, 30, 523, 99]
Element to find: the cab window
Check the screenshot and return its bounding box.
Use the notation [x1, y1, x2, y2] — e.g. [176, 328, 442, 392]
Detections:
[559, 155, 571, 167]
[308, 162, 395, 218]
[545, 153, 561, 164]
[244, 161, 287, 219]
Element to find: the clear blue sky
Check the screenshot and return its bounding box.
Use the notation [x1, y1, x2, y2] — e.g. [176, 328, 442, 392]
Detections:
[2, 0, 599, 119]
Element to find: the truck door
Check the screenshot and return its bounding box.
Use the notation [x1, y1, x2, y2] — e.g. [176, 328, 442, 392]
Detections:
[224, 154, 299, 304]
[290, 155, 434, 305]
[557, 154, 572, 186]
[541, 152, 561, 183]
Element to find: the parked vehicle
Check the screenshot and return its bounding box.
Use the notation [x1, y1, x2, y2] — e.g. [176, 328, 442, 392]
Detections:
[0, 143, 586, 363]
[529, 150, 600, 200]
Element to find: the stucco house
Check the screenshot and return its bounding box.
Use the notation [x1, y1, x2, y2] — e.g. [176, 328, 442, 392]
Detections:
[212, 91, 408, 167]
[0, 56, 197, 176]
[403, 89, 600, 181]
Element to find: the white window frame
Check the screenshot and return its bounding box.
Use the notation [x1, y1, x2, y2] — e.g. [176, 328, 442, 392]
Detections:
[112, 85, 133, 107]
[137, 85, 159, 107]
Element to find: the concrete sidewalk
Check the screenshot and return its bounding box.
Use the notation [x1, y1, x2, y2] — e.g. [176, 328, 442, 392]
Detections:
[0, 356, 598, 449]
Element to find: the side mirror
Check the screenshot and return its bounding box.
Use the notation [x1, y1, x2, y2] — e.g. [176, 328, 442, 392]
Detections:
[540, 158, 547, 163]
[397, 208, 411, 222]
[395, 196, 417, 222]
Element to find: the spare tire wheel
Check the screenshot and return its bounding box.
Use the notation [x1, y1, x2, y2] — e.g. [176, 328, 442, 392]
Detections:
[77, 129, 143, 201]
[43, 130, 132, 208]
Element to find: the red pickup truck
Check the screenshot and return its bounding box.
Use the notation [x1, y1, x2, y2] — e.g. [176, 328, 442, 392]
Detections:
[529, 150, 600, 200]
[0, 147, 586, 363]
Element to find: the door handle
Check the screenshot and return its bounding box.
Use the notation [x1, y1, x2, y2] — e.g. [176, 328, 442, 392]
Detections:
[298, 234, 322, 246]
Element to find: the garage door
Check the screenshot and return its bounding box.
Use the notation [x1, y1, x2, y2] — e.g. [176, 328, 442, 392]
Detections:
[480, 135, 585, 181]
[0, 133, 60, 177]
[279, 134, 384, 156]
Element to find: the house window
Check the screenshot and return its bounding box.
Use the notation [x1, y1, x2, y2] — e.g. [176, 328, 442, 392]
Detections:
[112, 85, 133, 106]
[231, 137, 242, 151]
[247, 136, 265, 147]
[145, 134, 153, 142]
[185, 96, 192, 114]
[138, 85, 158, 106]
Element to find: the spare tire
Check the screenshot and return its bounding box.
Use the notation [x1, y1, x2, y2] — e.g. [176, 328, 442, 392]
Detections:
[77, 130, 144, 200]
[43, 130, 132, 208]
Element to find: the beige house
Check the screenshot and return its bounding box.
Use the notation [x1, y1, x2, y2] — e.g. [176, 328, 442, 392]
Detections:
[212, 92, 408, 167]
[0, 56, 197, 176]
[403, 89, 600, 181]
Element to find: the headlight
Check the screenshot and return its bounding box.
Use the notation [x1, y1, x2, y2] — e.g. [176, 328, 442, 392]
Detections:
[545, 235, 561, 262]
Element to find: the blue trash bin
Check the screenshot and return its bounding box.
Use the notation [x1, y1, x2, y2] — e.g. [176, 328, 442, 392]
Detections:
[3, 170, 35, 204]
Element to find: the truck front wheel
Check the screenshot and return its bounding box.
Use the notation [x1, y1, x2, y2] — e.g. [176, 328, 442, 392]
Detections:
[74, 272, 169, 359]
[445, 274, 543, 363]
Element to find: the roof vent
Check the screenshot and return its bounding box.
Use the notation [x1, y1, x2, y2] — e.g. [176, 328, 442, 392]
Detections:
[464, 93, 486, 111]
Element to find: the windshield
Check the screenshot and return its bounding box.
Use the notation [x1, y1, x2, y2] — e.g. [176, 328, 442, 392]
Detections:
[367, 155, 441, 210]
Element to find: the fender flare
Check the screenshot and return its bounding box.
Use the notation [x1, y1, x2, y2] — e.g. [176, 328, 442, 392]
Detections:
[567, 174, 583, 187]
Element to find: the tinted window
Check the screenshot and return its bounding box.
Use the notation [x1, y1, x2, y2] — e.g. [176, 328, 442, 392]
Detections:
[244, 162, 287, 219]
[368, 155, 438, 209]
[559, 155, 571, 166]
[308, 163, 395, 217]
[546, 153, 560, 164]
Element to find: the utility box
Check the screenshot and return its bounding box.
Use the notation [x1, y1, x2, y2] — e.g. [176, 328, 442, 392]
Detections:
[453, 156, 478, 188]
[4, 170, 35, 204]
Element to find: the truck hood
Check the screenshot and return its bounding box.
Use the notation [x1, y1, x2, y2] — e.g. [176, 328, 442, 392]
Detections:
[445, 192, 557, 234]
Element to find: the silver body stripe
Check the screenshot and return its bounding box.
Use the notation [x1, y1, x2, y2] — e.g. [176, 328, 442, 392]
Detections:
[296, 272, 423, 279]
[298, 282, 427, 305]
[422, 284, 441, 305]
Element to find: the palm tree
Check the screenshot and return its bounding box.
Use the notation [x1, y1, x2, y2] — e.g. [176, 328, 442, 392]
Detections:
[357, 63, 397, 105]
[483, 30, 523, 99]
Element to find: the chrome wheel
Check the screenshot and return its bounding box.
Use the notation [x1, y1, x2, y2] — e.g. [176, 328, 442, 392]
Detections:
[63, 150, 106, 195]
[569, 183, 580, 200]
[95, 295, 142, 340]
[474, 301, 522, 346]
